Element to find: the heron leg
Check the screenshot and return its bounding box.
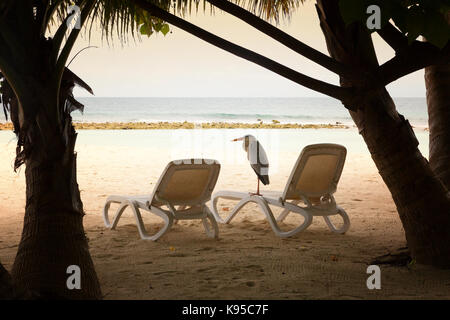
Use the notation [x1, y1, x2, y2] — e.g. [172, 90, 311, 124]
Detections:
[249, 178, 261, 196]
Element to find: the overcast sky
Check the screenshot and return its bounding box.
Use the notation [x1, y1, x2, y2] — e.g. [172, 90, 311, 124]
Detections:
[70, 2, 426, 98]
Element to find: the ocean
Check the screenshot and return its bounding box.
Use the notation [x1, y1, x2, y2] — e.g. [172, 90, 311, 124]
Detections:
[66, 97, 429, 127]
[0, 127, 431, 173]
[0, 97, 431, 169]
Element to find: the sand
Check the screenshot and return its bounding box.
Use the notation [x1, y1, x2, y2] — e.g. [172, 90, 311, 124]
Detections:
[1, 129, 449, 300]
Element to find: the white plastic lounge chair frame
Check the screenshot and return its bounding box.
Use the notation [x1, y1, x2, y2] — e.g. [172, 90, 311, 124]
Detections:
[211, 144, 349, 238]
[103, 159, 221, 241]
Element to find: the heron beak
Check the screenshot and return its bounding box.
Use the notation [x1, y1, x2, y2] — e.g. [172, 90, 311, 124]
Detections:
[232, 137, 244, 142]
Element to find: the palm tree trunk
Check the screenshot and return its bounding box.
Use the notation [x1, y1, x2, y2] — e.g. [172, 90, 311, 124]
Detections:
[0, 261, 14, 299]
[424, 13, 450, 191]
[9, 94, 101, 299]
[316, 0, 450, 268]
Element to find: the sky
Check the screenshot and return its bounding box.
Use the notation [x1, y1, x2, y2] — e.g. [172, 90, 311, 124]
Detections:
[70, 1, 426, 98]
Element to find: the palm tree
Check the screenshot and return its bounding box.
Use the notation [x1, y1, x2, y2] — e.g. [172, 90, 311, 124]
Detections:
[0, 263, 14, 299]
[0, 0, 449, 300]
[425, 12, 450, 191]
[0, 0, 168, 299]
[314, 0, 450, 268]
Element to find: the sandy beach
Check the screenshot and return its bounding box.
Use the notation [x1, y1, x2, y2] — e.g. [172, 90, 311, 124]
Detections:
[1, 128, 449, 299]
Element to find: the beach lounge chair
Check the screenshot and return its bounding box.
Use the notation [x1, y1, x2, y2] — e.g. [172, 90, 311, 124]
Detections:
[103, 159, 221, 241]
[211, 144, 349, 238]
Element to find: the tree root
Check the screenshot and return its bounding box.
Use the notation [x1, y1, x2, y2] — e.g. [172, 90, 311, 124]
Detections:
[370, 247, 413, 267]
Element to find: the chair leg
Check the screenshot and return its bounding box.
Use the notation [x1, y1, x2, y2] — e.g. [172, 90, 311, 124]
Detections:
[103, 200, 128, 230]
[225, 197, 252, 224]
[173, 206, 187, 225]
[323, 207, 350, 234]
[254, 197, 313, 238]
[104, 199, 173, 241]
[202, 207, 219, 239]
[211, 195, 251, 224]
[212, 195, 312, 238]
[136, 205, 174, 241]
[276, 200, 300, 222]
[211, 195, 220, 221]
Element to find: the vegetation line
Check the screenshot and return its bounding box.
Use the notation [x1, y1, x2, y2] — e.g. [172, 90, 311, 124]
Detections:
[0, 121, 352, 130]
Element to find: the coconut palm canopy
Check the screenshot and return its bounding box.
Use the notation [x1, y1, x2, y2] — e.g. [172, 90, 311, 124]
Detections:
[0, 0, 301, 41]
[339, 0, 450, 47]
[1, 0, 448, 47]
[0, 1, 448, 83]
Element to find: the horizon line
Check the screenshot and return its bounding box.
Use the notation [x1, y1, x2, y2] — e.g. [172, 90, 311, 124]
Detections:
[74, 96, 427, 99]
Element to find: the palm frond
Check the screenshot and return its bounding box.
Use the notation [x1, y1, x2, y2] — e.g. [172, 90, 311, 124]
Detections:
[226, 0, 303, 22]
[44, 0, 304, 42]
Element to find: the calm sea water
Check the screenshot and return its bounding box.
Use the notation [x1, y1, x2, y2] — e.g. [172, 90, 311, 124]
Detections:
[0, 128, 431, 172]
[64, 97, 428, 127]
[0, 97, 430, 164]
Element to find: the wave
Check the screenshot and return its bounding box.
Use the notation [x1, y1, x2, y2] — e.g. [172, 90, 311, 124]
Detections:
[75, 112, 353, 121]
[197, 113, 353, 120]
[70, 97, 428, 126]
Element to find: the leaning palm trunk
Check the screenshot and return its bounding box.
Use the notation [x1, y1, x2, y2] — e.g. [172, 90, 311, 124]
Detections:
[424, 13, 450, 191]
[425, 63, 450, 191]
[316, 0, 450, 267]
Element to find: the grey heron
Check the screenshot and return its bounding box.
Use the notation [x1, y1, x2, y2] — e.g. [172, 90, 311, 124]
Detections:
[232, 135, 269, 195]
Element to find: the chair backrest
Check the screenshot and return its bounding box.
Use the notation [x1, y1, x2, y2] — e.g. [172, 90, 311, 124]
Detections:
[150, 159, 220, 207]
[282, 144, 347, 201]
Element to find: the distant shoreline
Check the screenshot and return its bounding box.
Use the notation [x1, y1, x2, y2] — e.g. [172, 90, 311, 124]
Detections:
[0, 121, 353, 130]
